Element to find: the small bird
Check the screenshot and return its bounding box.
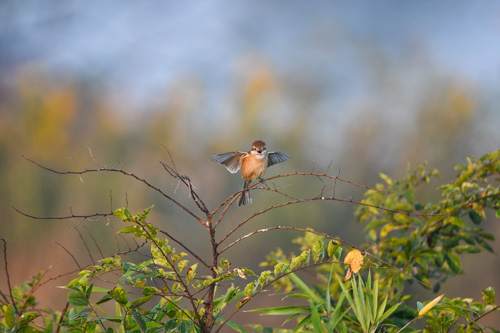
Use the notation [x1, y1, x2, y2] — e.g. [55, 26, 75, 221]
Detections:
[212, 140, 290, 206]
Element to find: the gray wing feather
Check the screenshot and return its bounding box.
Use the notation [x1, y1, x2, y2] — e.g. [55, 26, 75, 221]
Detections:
[211, 152, 246, 173]
[268, 152, 290, 167]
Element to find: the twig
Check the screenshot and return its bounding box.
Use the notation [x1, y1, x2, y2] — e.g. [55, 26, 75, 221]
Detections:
[1, 238, 18, 314]
[55, 301, 69, 333]
[53, 241, 82, 270]
[20, 155, 205, 224]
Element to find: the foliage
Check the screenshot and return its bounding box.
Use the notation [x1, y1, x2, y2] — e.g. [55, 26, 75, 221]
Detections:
[1, 150, 499, 332]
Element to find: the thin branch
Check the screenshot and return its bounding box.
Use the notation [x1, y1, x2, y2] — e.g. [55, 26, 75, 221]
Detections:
[265, 171, 387, 192]
[53, 241, 82, 270]
[11, 204, 112, 221]
[87, 146, 100, 168]
[84, 225, 105, 259]
[20, 155, 205, 224]
[1, 238, 17, 314]
[55, 301, 69, 333]
[76, 228, 94, 263]
[465, 305, 500, 330]
[158, 229, 210, 269]
[217, 190, 441, 249]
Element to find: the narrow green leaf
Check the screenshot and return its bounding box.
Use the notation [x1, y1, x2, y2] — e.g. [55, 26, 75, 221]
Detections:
[326, 264, 334, 314]
[247, 305, 309, 315]
[377, 295, 388, 321]
[222, 318, 249, 333]
[310, 299, 325, 332]
[289, 273, 322, 304]
[372, 275, 379, 320]
[327, 293, 349, 331]
[378, 302, 402, 322]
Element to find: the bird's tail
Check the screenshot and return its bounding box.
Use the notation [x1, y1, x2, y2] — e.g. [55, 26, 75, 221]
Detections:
[238, 181, 252, 206]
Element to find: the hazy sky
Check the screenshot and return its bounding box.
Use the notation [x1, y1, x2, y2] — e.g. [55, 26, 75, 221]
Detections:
[2, 1, 500, 107]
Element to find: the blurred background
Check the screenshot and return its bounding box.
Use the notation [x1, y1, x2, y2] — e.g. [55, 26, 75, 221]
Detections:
[1, 0, 499, 329]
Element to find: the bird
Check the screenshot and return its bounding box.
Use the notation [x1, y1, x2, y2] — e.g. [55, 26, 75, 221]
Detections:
[211, 140, 289, 206]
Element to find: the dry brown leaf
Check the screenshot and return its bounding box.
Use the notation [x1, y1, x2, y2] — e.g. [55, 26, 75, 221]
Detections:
[344, 249, 363, 274]
[344, 267, 352, 281]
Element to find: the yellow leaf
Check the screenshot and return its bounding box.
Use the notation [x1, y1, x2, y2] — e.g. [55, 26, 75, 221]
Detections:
[419, 294, 444, 316]
[344, 249, 363, 274]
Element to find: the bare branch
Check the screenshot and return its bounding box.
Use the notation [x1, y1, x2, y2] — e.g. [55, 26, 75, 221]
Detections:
[20, 155, 205, 224]
[11, 204, 112, 221]
[53, 241, 82, 270]
[87, 146, 100, 168]
[158, 229, 211, 269]
[1, 238, 17, 313]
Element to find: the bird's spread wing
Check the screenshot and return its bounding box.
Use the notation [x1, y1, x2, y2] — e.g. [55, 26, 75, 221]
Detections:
[268, 152, 290, 167]
[211, 152, 247, 173]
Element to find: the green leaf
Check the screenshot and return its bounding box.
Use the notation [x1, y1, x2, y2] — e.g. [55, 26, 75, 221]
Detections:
[289, 273, 322, 304]
[68, 290, 89, 306]
[222, 318, 249, 333]
[445, 252, 461, 274]
[310, 299, 324, 332]
[312, 240, 324, 263]
[378, 302, 402, 323]
[17, 312, 41, 327]
[220, 258, 231, 271]
[187, 263, 198, 283]
[247, 305, 309, 315]
[131, 309, 147, 332]
[258, 271, 272, 286]
[244, 282, 256, 297]
[131, 295, 153, 308]
[4, 304, 15, 328]
[108, 287, 128, 306]
[68, 308, 91, 321]
[478, 232, 495, 241]
[177, 260, 189, 274]
[274, 262, 286, 277]
[482, 287, 495, 306]
[417, 301, 423, 312]
[96, 294, 113, 305]
[327, 240, 338, 259]
[114, 208, 132, 221]
[474, 236, 494, 253]
[468, 210, 482, 224]
[139, 205, 154, 222]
